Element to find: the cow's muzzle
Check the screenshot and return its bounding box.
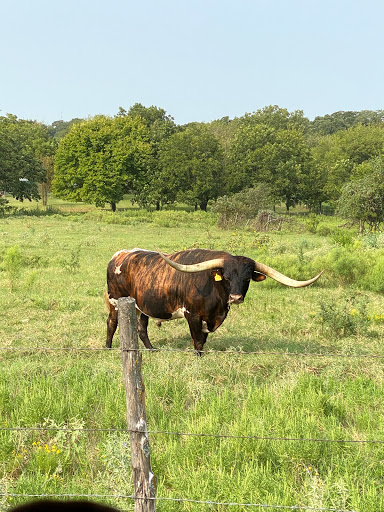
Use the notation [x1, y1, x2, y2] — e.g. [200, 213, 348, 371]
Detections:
[228, 294, 244, 305]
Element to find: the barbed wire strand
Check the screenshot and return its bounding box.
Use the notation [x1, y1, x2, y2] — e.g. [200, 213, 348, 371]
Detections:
[1, 346, 384, 359]
[0, 493, 358, 512]
[1, 426, 383, 445]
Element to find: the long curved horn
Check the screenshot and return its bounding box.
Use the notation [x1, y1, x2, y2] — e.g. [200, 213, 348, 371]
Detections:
[157, 249, 224, 273]
[254, 262, 323, 288]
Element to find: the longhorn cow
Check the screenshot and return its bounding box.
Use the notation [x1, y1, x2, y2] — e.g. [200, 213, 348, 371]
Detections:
[106, 248, 322, 353]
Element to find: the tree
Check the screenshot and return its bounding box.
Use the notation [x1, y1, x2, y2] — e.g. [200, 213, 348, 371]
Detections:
[118, 104, 178, 209]
[157, 124, 225, 211]
[121, 103, 176, 142]
[311, 123, 384, 201]
[227, 120, 311, 210]
[302, 159, 330, 213]
[0, 115, 49, 201]
[309, 110, 384, 136]
[53, 115, 151, 211]
[47, 118, 84, 140]
[225, 122, 270, 193]
[241, 105, 309, 132]
[262, 129, 311, 211]
[337, 157, 384, 232]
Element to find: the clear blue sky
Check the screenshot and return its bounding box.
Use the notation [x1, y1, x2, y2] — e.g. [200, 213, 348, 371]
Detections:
[1, 0, 383, 125]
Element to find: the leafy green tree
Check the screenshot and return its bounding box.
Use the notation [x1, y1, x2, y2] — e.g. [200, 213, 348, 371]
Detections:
[226, 122, 267, 193]
[309, 110, 384, 135]
[157, 124, 224, 211]
[227, 120, 311, 211]
[337, 157, 384, 232]
[240, 105, 309, 132]
[311, 124, 384, 201]
[48, 119, 84, 140]
[262, 129, 311, 211]
[53, 115, 151, 211]
[120, 103, 176, 142]
[118, 104, 178, 209]
[0, 115, 50, 201]
[302, 159, 330, 213]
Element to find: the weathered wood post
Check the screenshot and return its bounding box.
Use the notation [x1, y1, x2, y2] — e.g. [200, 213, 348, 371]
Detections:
[118, 297, 156, 512]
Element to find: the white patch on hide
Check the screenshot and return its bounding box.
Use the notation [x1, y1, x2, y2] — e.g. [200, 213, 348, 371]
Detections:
[111, 249, 130, 260]
[129, 247, 154, 253]
[171, 306, 190, 319]
[108, 297, 119, 310]
[114, 265, 122, 274]
[202, 321, 209, 333]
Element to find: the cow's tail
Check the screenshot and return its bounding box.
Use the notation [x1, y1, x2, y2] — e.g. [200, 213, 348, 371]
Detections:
[104, 290, 112, 311]
[104, 290, 109, 310]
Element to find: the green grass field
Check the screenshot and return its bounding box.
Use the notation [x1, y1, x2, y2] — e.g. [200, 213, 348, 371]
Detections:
[1, 201, 384, 512]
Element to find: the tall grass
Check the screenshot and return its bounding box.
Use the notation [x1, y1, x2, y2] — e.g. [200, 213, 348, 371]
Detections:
[1, 209, 384, 511]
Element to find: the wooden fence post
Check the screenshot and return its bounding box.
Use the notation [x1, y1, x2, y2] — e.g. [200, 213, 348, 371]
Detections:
[118, 297, 156, 512]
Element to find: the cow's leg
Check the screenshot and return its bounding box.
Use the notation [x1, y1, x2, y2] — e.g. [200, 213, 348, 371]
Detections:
[138, 313, 154, 350]
[106, 306, 118, 348]
[187, 317, 208, 356]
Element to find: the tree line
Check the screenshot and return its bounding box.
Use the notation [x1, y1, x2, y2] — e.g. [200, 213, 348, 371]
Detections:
[1, 104, 384, 226]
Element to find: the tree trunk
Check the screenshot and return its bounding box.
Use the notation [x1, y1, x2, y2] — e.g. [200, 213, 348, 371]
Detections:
[42, 184, 48, 206]
[111, 202, 117, 212]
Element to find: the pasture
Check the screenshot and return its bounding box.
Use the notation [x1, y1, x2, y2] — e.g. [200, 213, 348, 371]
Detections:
[1, 204, 384, 512]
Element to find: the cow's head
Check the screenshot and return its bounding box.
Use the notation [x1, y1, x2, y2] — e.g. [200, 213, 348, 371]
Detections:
[157, 250, 323, 305]
[209, 256, 266, 304]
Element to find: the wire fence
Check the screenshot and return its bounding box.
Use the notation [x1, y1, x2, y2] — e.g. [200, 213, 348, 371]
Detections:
[1, 344, 380, 512]
[1, 426, 383, 445]
[2, 345, 384, 358]
[0, 493, 360, 512]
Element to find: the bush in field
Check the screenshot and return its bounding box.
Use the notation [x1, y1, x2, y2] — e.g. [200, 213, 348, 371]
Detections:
[0, 197, 13, 216]
[316, 222, 333, 236]
[319, 292, 370, 338]
[331, 228, 355, 247]
[60, 244, 81, 273]
[1, 245, 24, 291]
[305, 213, 320, 234]
[1, 245, 23, 277]
[211, 184, 274, 228]
[362, 232, 384, 249]
[366, 252, 384, 293]
[337, 157, 384, 232]
[324, 247, 366, 286]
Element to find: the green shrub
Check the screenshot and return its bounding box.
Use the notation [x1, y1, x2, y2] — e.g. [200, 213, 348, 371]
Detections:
[316, 222, 333, 236]
[366, 253, 384, 293]
[305, 213, 320, 234]
[319, 292, 370, 338]
[59, 244, 81, 273]
[331, 229, 355, 247]
[362, 233, 384, 249]
[211, 185, 273, 228]
[325, 247, 366, 286]
[0, 197, 13, 216]
[1, 245, 23, 277]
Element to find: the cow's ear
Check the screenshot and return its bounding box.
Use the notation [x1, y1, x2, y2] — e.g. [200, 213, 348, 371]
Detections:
[211, 269, 223, 281]
[252, 271, 266, 282]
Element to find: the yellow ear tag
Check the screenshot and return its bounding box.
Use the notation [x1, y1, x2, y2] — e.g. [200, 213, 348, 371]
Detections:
[214, 273, 222, 281]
